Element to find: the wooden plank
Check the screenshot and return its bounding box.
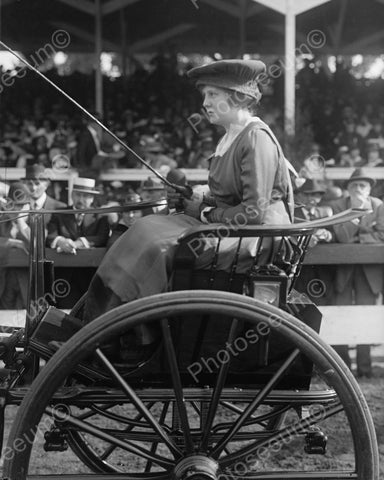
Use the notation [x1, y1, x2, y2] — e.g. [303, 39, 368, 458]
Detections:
[56, 0, 95, 15]
[304, 244, 384, 265]
[319, 306, 384, 345]
[2, 167, 384, 182]
[102, 0, 142, 15]
[1, 306, 383, 345]
[1, 249, 105, 267]
[1, 244, 384, 268]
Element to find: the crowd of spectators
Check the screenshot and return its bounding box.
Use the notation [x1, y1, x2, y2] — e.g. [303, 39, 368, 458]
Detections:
[1, 55, 384, 180]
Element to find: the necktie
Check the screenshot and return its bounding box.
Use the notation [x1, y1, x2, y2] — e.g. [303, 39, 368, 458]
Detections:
[76, 213, 84, 226]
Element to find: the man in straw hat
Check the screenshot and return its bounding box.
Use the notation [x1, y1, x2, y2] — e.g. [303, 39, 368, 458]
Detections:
[329, 167, 384, 377]
[47, 178, 110, 308]
[47, 177, 110, 253]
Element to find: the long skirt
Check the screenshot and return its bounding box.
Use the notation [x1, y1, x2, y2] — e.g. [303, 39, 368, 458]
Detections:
[83, 213, 260, 324]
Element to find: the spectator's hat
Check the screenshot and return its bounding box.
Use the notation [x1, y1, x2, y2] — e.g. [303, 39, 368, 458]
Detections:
[140, 135, 164, 153]
[8, 181, 31, 205]
[72, 177, 101, 195]
[124, 192, 141, 204]
[346, 168, 376, 187]
[187, 59, 266, 101]
[141, 177, 165, 191]
[338, 145, 349, 153]
[367, 142, 380, 152]
[295, 179, 326, 195]
[22, 164, 50, 181]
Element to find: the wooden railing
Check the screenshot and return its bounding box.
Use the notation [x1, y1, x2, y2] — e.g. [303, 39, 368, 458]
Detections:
[2, 167, 384, 183]
[2, 243, 384, 267]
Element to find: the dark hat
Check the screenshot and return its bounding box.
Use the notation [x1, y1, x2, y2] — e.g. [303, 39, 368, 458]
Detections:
[8, 181, 31, 205]
[166, 169, 187, 186]
[140, 135, 164, 153]
[22, 164, 50, 181]
[72, 177, 100, 195]
[295, 179, 326, 195]
[187, 59, 266, 101]
[346, 168, 376, 187]
[141, 177, 165, 191]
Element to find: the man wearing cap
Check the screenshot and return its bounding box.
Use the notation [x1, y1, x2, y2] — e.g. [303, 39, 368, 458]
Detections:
[140, 177, 168, 215]
[294, 179, 334, 305]
[47, 178, 110, 308]
[329, 168, 384, 377]
[0, 182, 31, 308]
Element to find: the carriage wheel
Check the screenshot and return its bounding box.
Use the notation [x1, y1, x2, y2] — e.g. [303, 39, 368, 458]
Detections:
[4, 291, 379, 479]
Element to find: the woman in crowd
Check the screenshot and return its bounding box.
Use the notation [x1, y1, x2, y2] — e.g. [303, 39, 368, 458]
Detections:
[83, 59, 294, 342]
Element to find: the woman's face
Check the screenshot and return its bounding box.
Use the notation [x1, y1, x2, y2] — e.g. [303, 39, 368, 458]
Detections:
[201, 86, 234, 126]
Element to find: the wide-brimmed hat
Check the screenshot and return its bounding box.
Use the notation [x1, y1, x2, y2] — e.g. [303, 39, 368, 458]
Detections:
[346, 168, 376, 187]
[22, 164, 50, 181]
[8, 181, 31, 204]
[295, 179, 326, 195]
[72, 178, 100, 195]
[187, 59, 266, 101]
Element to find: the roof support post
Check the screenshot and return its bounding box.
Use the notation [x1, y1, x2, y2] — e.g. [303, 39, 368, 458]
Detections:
[250, 0, 330, 138]
[95, 0, 103, 117]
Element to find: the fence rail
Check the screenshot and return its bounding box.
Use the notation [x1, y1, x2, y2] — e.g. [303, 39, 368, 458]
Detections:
[2, 243, 384, 267]
[2, 167, 384, 183]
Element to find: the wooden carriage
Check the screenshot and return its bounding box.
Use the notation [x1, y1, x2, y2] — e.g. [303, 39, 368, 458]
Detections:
[0, 205, 379, 479]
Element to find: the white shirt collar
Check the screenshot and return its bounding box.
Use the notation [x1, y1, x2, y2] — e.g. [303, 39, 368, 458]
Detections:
[32, 192, 47, 210]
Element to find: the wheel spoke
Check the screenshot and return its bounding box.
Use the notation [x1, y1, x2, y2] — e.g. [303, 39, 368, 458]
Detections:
[200, 318, 239, 450]
[145, 401, 170, 473]
[98, 402, 157, 463]
[47, 405, 173, 470]
[211, 348, 301, 458]
[220, 402, 344, 469]
[161, 319, 194, 453]
[95, 348, 182, 458]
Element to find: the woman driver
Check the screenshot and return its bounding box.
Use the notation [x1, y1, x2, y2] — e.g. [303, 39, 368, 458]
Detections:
[83, 59, 294, 344]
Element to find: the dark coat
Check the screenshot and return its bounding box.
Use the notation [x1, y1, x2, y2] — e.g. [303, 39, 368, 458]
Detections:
[41, 195, 67, 226]
[294, 205, 332, 222]
[0, 211, 29, 307]
[76, 128, 98, 168]
[329, 196, 384, 295]
[47, 208, 110, 248]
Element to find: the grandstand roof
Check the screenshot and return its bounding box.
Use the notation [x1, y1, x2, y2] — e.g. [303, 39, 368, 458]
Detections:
[0, 0, 383, 56]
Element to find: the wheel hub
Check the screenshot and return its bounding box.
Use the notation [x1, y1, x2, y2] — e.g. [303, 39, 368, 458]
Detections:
[173, 455, 219, 480]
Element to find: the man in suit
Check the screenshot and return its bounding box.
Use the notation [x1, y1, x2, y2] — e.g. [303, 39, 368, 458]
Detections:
[76, 117, 101, 170]
[47, 177, 110, 307]
[329, 168, 384, 377]
[0, 182, 31, 309]
[293, 179, 334, 305]
[21, 164, 67, 243]
[76, 116, 124, 174]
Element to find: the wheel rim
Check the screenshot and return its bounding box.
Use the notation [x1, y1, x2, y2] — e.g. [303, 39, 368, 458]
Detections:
[4, 291, 379, 479]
